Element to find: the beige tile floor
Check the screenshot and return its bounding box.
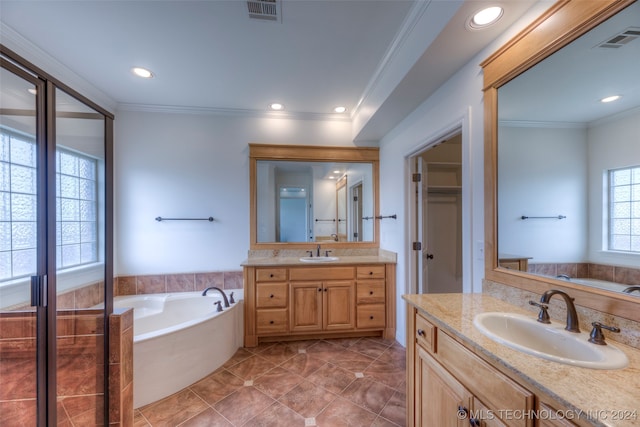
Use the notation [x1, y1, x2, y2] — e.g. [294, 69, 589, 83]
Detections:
[134, 337, 406, 426]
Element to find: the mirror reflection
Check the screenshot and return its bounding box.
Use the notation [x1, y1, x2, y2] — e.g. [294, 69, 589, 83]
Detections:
[256, 160, 374, 243]
[497, 2, 640, 295]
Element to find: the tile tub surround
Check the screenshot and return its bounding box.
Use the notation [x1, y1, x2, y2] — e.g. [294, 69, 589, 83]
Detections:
[133, 337, 406, 426]
[0, 308, 125, 425]
[115, 270, 244, 296]
[403, 293, 640, 427]
[484, 280, 640, 349]
[528, 262, 640, 287]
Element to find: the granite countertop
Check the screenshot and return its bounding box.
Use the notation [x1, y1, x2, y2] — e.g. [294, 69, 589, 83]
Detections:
[403, 293, 640, 427]
[241, 254, 396, 267]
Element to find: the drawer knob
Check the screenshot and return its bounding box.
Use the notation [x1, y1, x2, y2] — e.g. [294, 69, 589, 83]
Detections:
[369, 315, 374, 320]
[417, 329, 425, 337]
[369, 291, 374, 295]
[324, 288, 328, 292]
[318, 288, 322, 292]
[269, 320, 274, 324]
[270, 294, 274, 298]
[369, 271, 373, 275]
[269, 274, 274, 278]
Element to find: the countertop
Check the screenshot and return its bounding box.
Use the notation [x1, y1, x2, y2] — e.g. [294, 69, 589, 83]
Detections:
[403, 293, 640, 427]
[241, 254, 396, 267]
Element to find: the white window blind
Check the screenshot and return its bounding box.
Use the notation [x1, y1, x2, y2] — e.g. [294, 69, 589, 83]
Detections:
[609, 166, 640, 253]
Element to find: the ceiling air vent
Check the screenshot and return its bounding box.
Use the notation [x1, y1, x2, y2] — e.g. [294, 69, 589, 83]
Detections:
[247, 0, 279, 22]
[596, 27, 640, 48]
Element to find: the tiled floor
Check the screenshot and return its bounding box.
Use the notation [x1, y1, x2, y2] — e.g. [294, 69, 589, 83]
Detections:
[134, 337, 406, 426]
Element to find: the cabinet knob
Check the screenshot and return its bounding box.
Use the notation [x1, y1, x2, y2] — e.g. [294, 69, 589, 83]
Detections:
[469, 419, 480, 426]
[369, 271, 373, 275]
[324, 288, 328, 292]
[369, 291, 374, 295]
[369, 315, 374, 320]
[269, 320, 274, 324]
[318, 288, 322, 292]
[269, 294, 274, 298]
[417, 329, 425, 337]
[270, 274, 274, 277]
[457, 406, 469, 419]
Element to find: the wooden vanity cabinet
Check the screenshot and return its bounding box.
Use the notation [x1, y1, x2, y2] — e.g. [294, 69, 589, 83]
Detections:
[408, 308, 535, 427]
[244, 263, 395, 347]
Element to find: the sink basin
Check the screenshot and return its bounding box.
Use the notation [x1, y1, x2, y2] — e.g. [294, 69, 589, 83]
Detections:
[473, 312, 628, 369]
[299, 256, 339, 263]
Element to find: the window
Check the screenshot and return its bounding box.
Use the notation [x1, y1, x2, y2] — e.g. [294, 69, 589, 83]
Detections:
[609, 166, 640, 253]
[0, 129, 98, 282]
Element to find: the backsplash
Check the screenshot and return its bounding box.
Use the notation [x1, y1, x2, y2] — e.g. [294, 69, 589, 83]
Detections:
[484, 279, 640, 350]
[528, 262, 640, 286]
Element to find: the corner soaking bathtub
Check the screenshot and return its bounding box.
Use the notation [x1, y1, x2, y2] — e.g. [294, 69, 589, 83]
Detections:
[114, 291, 243, 408]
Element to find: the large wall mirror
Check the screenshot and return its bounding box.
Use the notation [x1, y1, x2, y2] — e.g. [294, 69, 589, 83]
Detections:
[483, 0, 640, 322]
[250, 144, 379, 249]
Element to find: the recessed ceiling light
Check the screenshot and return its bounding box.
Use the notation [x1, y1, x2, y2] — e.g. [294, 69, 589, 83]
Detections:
[468, 6, 503, 29]
[333, 170, 341, 174]
[269, 103, 284, 111]
[334, 106, 347, 113]
[132, 67, 154, 78]
[601, 95, 621, 103]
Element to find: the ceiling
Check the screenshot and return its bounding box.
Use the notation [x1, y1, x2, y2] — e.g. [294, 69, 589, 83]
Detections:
[500, 1, 640, 125]
[1, 0, 541, 141]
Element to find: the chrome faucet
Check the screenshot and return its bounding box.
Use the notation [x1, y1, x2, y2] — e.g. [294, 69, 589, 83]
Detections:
[622, 286, 640, 294]
[202, 286, 230, 308]
[539, 289, 580, 332]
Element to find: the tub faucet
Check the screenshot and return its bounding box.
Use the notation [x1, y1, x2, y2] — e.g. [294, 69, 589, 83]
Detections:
[539, 289, 580, 332]
[202, 286, 230, 308]
[622, 286, 640, 294]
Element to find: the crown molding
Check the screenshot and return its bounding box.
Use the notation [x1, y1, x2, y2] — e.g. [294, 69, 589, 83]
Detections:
[116, 103, 352, 121]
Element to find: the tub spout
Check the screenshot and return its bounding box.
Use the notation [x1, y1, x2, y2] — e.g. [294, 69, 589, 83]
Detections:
[202, 286, 230, 308]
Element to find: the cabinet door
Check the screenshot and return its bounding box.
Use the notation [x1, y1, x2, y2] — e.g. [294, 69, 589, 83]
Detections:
[323, 280, 355, 330]
[290, 281, 323, 332]
[416, 346, 471, 427]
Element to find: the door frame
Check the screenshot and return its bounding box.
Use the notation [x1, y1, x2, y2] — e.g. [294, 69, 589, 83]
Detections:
[405, 109, 473, 295]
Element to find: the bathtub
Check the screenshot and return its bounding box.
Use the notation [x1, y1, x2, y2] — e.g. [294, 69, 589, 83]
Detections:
[114, 291, 244, 408]
[560, 277, 630, 293]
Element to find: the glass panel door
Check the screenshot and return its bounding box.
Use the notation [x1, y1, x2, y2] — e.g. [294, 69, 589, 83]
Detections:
[0, 63, 42, 425]
[55, 88, 106, 424]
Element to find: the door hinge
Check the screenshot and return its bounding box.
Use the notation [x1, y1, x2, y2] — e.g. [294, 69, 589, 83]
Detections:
[353, 196, 358, 201]
[30, 275, 48, 307]
[412, 173, 421, 182]
[412, 242, 422, 250]
[353, 232, 358, 238]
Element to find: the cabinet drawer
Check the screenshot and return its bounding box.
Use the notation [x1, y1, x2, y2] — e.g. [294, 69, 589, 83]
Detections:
[256, 268, 287, 282]
[415, 311, 436, 353]
[437, 331, 534, 427]
[357, 304, 385, 328]
[356, 281, 385, 304]
[356, 265, 385, 280]
[256, 283, 287, 308]
[256, 309, 288, 334]
[289, 266, 354, 281]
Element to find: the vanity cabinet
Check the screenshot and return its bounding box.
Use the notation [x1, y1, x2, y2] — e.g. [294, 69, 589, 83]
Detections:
[243, 262, 395, 347]
[408, 307, 535, 427]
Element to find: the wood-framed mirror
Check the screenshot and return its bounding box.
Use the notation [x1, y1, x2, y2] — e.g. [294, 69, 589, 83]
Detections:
[482, 0, 640, 322]
[249, 143, 379, 250]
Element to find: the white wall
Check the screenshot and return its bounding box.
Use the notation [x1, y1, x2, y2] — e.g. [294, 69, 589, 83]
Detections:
[114, 110, 353, 275]
[498, 125, 588, 263]
[587, 108, 640, 268]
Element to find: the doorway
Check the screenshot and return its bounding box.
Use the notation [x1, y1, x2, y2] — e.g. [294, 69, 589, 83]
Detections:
[411, 133, 463, 294]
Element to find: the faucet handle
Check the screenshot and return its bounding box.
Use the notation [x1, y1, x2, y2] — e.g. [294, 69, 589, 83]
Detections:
[528, 300, 551, 324]
[588, 322, 620, 345]
[306, 250, 313, 257]
[229, 291, 235, 304]
[325, 250, 332, 257]
[214, 300, 223, 312]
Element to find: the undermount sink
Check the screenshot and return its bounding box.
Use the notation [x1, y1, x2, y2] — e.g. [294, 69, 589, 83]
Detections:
[299, 256, 339, 263]
[473, 312, 628, 369]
